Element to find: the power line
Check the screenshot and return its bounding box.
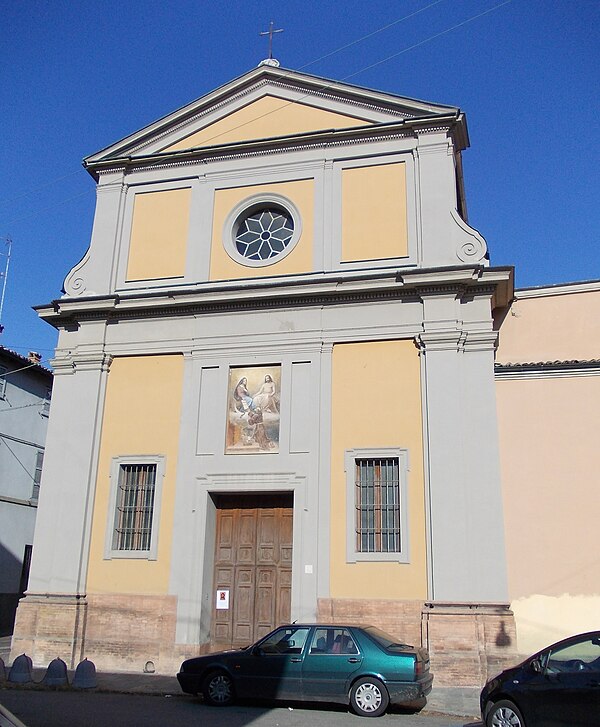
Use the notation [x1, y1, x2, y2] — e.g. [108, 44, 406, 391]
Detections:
[194, 0, 513, 149]
[4, 190, 91, 227]
[297, 0, 448, 72]
[343, 0, 514, 80]
[0, 169, 85, 207]
[0, 361, 49, 378]
[0, 435, 37, 482]
[0, 401, 47, 413]
[0, 1, 512, 227]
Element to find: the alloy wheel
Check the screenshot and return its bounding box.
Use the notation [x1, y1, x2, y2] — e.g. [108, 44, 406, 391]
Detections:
[207, 673, 232, 704]
[490, 704, 523, 727]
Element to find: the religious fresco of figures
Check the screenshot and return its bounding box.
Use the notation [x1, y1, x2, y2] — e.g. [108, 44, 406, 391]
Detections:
[226, 365, 281, 454]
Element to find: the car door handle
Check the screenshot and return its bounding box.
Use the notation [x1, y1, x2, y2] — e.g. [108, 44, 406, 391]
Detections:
[347, 658, 360, 663]
[290, 657, 302, 662]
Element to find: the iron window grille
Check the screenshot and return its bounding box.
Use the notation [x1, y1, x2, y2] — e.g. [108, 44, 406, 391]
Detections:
[355, 457, 401, 553]
[113, 463, 156, 551]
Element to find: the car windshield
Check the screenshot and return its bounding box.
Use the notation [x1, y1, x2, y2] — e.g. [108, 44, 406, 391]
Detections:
[363, 626, 412, 650]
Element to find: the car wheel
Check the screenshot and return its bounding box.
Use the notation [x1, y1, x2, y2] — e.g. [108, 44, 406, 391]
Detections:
[486, 699, 526, 727]
[202, 670, 235, 706]
[350, 676, 390, 717]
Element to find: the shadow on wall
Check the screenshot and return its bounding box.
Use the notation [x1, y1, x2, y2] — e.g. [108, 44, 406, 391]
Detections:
[0, 542, 26, 637]
[496, 621, 512, 648]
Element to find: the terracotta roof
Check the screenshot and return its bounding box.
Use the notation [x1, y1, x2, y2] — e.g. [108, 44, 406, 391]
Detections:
[495, 359, 600, 370]
[0, 346, 53, 376]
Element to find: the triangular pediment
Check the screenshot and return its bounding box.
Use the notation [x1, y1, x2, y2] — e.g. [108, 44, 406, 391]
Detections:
[85, 66, 461, 165]
[161, 94, 371, 152]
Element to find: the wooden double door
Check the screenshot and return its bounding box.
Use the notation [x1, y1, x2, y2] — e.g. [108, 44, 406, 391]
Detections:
[212, 493, 293, 649]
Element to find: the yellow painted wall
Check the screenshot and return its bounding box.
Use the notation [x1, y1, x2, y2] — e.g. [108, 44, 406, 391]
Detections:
[163, 95, 369, 152]
[87, 355, 184, 594]
[511, 595, 600, 657]
[341, 163, 408, 261]
[210, 179, 314, 281]
[330, 341, 427, 599]
[126, 188, 191, 281]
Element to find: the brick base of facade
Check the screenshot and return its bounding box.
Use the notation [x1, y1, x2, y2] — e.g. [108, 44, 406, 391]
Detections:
[11, 593, 87, 670]
[318, 598, 517, 686]
[11, 593, 199, 675]
[13, 594, 517, 685]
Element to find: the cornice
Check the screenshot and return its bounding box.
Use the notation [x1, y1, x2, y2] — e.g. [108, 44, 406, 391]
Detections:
[84, 116, 462, 179]
[36, 265, 512, 328]
[515, 280, 600, 299]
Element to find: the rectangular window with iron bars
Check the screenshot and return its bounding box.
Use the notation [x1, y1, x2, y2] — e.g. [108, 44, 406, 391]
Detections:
[345, 448, 409, 563]
[355, 457, 401, 553]
[105, 455, 165, 559]
[113, 463, 156, 551]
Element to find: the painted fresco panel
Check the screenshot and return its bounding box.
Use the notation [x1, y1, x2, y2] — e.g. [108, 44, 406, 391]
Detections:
[226, 365, 281, 454]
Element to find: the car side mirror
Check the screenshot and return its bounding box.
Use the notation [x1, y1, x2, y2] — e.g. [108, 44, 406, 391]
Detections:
[252, 646, 264, 657]
[531, 659, 542, 673]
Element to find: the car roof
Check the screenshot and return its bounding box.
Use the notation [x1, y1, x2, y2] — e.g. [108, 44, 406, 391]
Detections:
[278, 624, 375, 630]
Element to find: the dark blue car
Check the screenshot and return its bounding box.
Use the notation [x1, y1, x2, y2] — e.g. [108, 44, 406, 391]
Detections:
[481, 630, 600, 727]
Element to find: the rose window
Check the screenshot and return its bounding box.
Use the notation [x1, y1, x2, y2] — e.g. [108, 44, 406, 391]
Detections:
[234, 208, 294, 261]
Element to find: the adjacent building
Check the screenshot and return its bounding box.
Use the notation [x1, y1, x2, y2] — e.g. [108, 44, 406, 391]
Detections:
[495, 280, 600, 656]
[11, 65, 597, 685]
[0, 347, 52, 637]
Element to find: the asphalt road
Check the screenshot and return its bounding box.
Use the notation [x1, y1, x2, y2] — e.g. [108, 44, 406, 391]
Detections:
[1, 691, 482, 727]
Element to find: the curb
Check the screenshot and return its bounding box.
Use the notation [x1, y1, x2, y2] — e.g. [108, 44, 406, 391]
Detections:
[0, 702, 28, 727]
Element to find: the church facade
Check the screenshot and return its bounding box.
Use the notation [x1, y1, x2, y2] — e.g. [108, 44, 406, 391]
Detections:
[13, 66, 520, 684]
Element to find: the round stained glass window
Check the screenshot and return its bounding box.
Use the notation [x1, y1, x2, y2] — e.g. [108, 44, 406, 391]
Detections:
[234, 207, 294, 261]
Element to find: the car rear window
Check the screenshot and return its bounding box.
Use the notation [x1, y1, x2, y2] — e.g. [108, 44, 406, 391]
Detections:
[363, 626, 413, 650]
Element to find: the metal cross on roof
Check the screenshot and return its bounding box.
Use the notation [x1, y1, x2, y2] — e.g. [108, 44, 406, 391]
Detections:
[259, 21, 283, 64]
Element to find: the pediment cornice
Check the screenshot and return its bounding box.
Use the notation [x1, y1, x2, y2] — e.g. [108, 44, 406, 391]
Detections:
[86, 114, 462, 179]
[84, 66, 463, 173]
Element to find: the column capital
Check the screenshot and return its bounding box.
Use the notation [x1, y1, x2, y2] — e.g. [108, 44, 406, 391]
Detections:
[72, 351, 113, 373]
[463, 330, 498, 352]
[415, 331, 466, 353]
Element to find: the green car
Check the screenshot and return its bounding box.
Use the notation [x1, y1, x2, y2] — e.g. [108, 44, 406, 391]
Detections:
[177, 623, 433, 717]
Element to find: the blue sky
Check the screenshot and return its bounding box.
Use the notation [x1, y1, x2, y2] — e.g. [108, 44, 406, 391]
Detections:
[1, 0, 598, 362]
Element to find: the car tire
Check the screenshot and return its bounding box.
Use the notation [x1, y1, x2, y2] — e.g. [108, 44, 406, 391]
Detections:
[350, 676, 390, 717]
[202, 670, 235, 707]
[486, 699, 526, 727]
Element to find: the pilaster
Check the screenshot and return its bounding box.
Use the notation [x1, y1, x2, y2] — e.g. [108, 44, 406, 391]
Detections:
[417, 295, 508, 603]
[24, 346, 112, 597]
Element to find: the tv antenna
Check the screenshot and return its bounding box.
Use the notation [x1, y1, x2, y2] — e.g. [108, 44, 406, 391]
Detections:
[0, 236, 12, 335]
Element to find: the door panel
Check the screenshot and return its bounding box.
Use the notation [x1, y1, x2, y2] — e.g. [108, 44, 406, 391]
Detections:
[302, 627, 362, 701]
[212, 494, 293, 649]
[237, 626, 310, 699]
